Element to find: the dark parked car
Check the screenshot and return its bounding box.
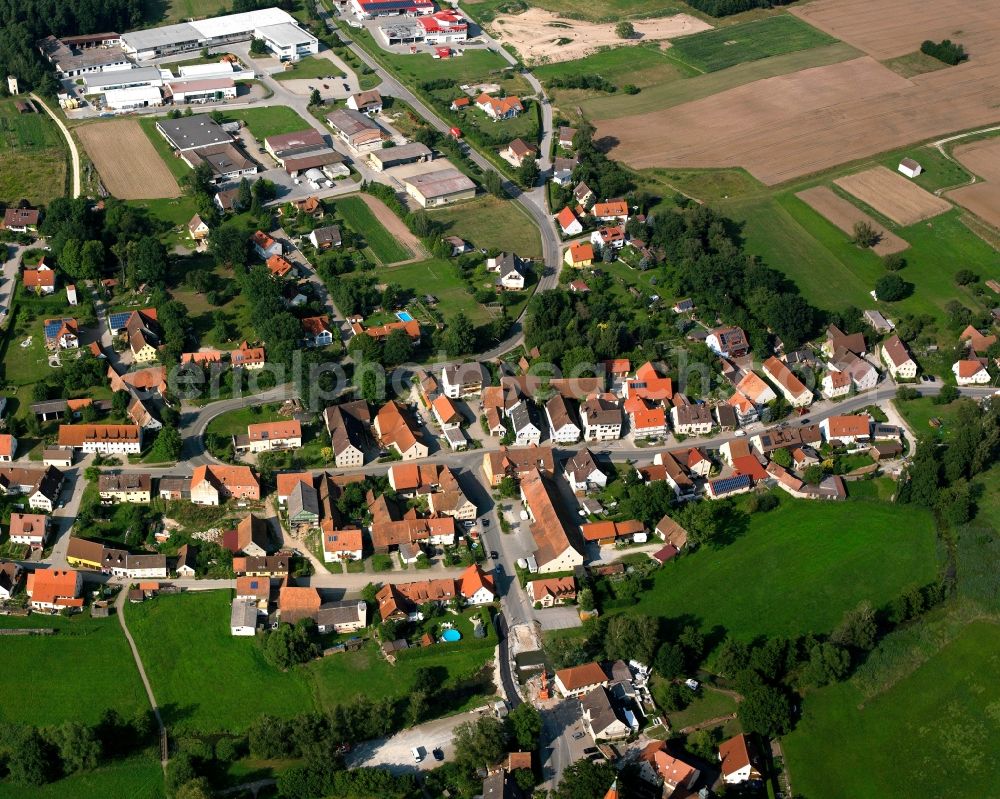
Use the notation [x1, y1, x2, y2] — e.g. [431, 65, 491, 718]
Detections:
[490, 550, 499, 560]
[432, 748, 444, 761]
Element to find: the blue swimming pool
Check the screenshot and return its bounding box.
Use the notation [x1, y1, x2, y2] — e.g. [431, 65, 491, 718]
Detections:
[441, 628, 462, 642]
[396, 311, 414, 322]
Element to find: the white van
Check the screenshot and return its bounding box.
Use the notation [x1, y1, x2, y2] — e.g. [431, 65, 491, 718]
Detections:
[411, 746, 424, 763]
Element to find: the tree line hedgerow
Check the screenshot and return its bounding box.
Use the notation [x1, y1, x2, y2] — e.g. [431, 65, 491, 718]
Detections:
[683, 0, 796, 18]
[920, 39, 968, 65]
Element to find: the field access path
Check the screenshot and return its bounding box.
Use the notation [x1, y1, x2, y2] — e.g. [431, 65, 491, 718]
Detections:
[31, 93, 81, 199]
[116, 589, 169, 770]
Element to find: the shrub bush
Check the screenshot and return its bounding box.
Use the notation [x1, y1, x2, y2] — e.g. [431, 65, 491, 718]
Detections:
[920, 39, 967, 65]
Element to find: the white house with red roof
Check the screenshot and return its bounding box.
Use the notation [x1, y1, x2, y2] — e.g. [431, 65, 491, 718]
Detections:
[555, 206, 583, 236]
[953, 359, 991, 386]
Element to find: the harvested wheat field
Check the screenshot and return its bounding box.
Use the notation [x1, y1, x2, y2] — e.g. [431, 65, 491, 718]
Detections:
[796, 186, 909, 255]
[596, 0, 1000, 185]
[77, 120, 180, 199]
[490, 7, 711, 65]
[791, 0, 995, 61]
[947, 137, 1000, 229]
[834, 166, 951, 226]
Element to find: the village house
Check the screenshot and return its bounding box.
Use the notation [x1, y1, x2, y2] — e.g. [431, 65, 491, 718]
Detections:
[579, 393, 624, 442]
[233, 553, 289, 577]
[8, 513, 48, 549]
[637, 741, 700, 795]
[719, 734, 764, 785]
[546, 394, 581, 443]
[191, 464, 260, 505]
[232, 341, 267, 369]
[374, 401, 428, 460]
[322, 522, 364, 562]
[26, 568, 83, 611]
[509, 400, 542, 446]
[432, 394, 462, 429]
[23, 263, 57, 294]
[324, 400, 370, 468]
[574, 181, 594, 207]
[960, 325, 997, 356]
[501, 137, 537, 167]
[554, 662, 608, 698]
[98, 472, 152, 504]
[234, 420, 302, 454]
[823, 324, 867, 358]
[441, 361, 488, 398]
[707, 474, 753, 500]
[521, 469, 584, 573]
[581, 519, 645, 547]
[3, 207, 40, 233]
[267, 253, 296, 279]
[591, 200, 628, 223]
[555, 205, 583, 236]
[58, 424, 141, 454]
[316, 599, 367, 634]
[761, 356, 812, 407]
[278, 582, 322, 624]
[0, 465, 66, 511]
[953, 359, 991, 385]
[347, 88, 383, 114]
[476, 93, 523, 120]
[670, 395, 714, 436]
[251, 229, 283, 259]
[0, 561, 24, 600]
[43, 317, 79, 350]
[482, 445, 555, 486]
[821, 368, 853, 399]
[223, 514, 273, 557]
[527, 575, 576, 607]
[581, 686, 632, 741]
[707, 326, 750, 358]
[564, 448, 606, 493]
[308, 224, 342, 251]
[326, 108, 387, 152]
[881, 334, 918, 379]
[0, 434, 16, 463]
[627, 398, 667, 440]
[625, 361, 673, 404]
[564, 242, 594, 268]
[828, 348, 879, 391]
[188, 214, 210, 242]
[590, 226, 626, 251]
[820, 415, 872, 445]
[287, 482, 320, 531]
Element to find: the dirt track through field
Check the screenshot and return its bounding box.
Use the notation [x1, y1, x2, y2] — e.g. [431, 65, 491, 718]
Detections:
[834, 166, 951, 226]
[77, 119, 180, 200]
[358, 192, 426, 262]
[796, 186, 909, 254]
[947, 137, 1000, 229]
[491, 7, 711, 65]
[595, 0, 1000, 185]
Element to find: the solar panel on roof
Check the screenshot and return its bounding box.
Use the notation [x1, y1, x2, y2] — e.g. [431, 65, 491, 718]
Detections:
[109, 311, 131, 331]
[44, 320, 65, 338]
[711, 475, 752, 493]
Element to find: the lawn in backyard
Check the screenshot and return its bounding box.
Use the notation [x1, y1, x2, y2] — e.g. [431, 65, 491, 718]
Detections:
[782, 620, 1000, 799]
[127, 591, 496, 733]
[0, 755, 165, 799]
[127, 590, 316, 732]
[0, 97, 68, 205]
[0, 614, 149, 727]
[224, 106, 313, 140]
[625, 494, 939, 639]
[723, 196, 995, 331]
[658, 682, 738, 732]
[376, 258, 492, 325]
[335, 195, 412, 264]
[893, 396, 973, 442]
[667, 14, 836, 73]
[273, 55, 346, 82]
[426, 195, 542, 259]
[127, 195, 200, 249]
[205, 404, 285, 437]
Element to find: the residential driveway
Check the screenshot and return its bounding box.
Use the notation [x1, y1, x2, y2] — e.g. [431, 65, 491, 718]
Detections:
[535, 605, 582, 631]
[0, 242, 26, 328]
[345, 707, 493, 774]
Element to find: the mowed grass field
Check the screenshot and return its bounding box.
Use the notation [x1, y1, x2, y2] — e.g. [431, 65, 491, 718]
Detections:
[626, 496, 939, 639]
[723, 197, 996, 328]
[376, 258, 492, 324]
[127, 590, 316, 732]
[0, 98, 67, 205]
[128, 591, 497, 733]
[783, 621, 1000, 799]
[144, 0, 227, 24]
[273, 55, 345, 82]
[336, 195, 412, 264]
[224, 106, 313, 141]
[667, 14, 837, 73]
[0, 756, 165, 799]
[426, 194, 542, 259]
[465, 0, 690, 23]
[0, 614, 149, 727]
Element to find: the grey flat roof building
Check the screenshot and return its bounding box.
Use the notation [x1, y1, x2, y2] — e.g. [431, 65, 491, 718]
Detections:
[156, 114, 232, 151]
[122, 22, 202, 54]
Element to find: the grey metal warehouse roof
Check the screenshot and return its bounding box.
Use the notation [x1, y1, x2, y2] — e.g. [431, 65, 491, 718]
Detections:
[122, 22, 202, 52]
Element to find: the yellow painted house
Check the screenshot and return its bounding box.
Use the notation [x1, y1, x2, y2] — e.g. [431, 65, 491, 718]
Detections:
[564, 242, 594, 268]
[66, 537, 104, 570]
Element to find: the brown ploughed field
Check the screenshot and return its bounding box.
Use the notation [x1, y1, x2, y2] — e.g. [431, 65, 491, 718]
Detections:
[796, 186, 909, 255]
[833, 166, 951, 226]
[77, 119, 180, 200]
[595, 0, 1000, 185]
[947, 137, 1000, 229]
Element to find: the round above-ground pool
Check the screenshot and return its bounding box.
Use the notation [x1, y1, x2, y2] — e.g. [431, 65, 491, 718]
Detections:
[441, 628, 462, 642]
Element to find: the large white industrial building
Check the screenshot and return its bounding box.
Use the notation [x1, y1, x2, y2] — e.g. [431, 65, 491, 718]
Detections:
[120, 8, 318, 62]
